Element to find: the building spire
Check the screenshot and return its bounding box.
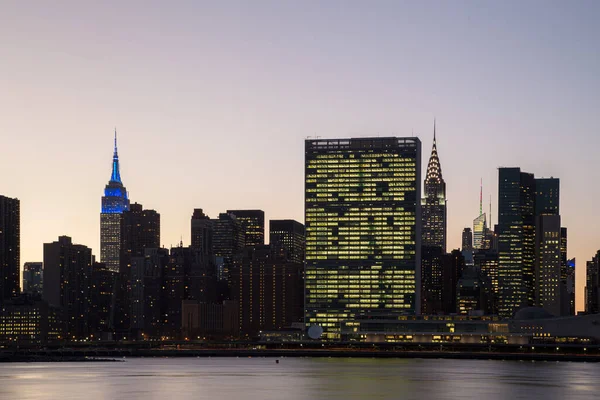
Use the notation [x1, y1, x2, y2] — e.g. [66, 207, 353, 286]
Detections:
[480, 178, 483, 216]
[425, 120, 443, 185]
[110, 128, 122, 183]
[489, 194, 492, 228]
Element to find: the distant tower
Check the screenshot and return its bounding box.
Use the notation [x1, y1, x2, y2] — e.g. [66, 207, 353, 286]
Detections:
[420, 122, 447, 315]
[100, 129, 130, 273]
[0, 195, 20, 303]
[473, 180, 487, 250]
[421, 121, 447, 251]
[462, 228, 473, 251]
[226, 209, 265, 246]
[497, 168, 536, 319]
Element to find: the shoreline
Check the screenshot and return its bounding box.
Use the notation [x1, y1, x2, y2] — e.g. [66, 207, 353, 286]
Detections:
[2, 349, 599, 363]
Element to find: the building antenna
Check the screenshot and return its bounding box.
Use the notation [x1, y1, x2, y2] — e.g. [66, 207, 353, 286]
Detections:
[489, 194, 492, 227]
[479, 178, 483, 216]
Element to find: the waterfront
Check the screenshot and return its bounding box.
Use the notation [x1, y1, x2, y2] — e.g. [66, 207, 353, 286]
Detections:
[0, 358, 598, 400]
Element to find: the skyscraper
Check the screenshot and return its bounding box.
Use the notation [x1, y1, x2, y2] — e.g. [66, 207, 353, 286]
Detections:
[269, 219, 305, 263]
[473, 248, 499, 313]
[43, 236, 92, 339]
[442, 249, 465, 315]
[421, 124, 446, 251]
[420, 245, 444, 314]
[534, 177, 562, 316]
[89, 262, 116, 337]
[0, 195, 20, 303]
[586, 251, 600, 315]
[305, 137, 421, 339]
[191, 209, 213, 254]
[473, 181, 487, 250]
[462, 228, 473, 251]
[497, 168, 536, 318]
[100, 131, 130, 273]
[420, 126, 446, 315]
[115, 203, 160, 337]
[22, 262, 43, 295]
[226, 209, 265, 247]
[566, 257, 576, 315]
[213, 212, 245, 284]
[535, 214, 561, 316]
[535, 178, 560, 215]
[230, 245, 303, 337]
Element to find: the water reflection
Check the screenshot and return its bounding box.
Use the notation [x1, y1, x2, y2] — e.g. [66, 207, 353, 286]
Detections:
[0, 358, 598, 400]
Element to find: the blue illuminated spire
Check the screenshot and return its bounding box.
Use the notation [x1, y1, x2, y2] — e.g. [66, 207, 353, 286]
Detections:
[111, 128, 121, 183]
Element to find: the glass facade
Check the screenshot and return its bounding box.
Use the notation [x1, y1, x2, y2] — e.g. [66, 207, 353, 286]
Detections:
[22, 262, 43, 295]
[473, 213, 487, 250]
[497, 168, 535, 319]
[304, 137, 421, 339]
[226, 210, 265, 247]
[535, 215, 562, 316]
[269, 219, 305, 264]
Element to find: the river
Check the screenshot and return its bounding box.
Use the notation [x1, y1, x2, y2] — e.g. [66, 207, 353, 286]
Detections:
[0, 357, 598, 399]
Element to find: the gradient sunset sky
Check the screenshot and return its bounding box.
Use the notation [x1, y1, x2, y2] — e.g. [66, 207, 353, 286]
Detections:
[2, 1, 599, 311]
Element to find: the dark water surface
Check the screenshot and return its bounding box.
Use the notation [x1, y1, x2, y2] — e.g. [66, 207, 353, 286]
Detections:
[0, 357, 598, 399]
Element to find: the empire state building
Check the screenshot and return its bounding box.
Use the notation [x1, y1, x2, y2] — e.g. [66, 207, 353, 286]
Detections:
[100, 130, 130, 272]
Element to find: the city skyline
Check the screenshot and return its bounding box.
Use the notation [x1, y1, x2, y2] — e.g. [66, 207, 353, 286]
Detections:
[2, 2, 600, 312]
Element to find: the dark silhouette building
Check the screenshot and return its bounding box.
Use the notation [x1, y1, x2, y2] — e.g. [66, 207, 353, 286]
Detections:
[140, 248, 170, 338]
[22, 262, 43, 295]
[305, 137, 421, 339]
[181, 300, 239, 339]
[497, 168, 536, 318]
[213, 212, 245, 297]
[566, 257, 576, 316]
[0, 294, 64, 345]
[534, 178, 563, 316]
[442, 249, 465, 315]
[586, 251, 600, 315]
[0, 195, 20, 304]
[90, 262, 116, 338]
[462, 228, 473, 251]
[43, 236, 92, 340]
[191, 209, 213, 254]
[457, 267, 489, 315]
[269, 219, 305, 263]
[473, 248, 499, 313]
[230, 245, 303, 337]
[115, 203, 160, 338]
[421, 246, 444, 315]
[100, 131, 130, 273]
[226, 209, 265, 247]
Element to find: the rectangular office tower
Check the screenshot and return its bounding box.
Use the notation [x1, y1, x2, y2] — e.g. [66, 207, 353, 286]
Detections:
[305, 137, 421, 339]
[270, 219, 305, 263]
[497, 168, 535, 318]
[43, 236, 92, 340]
[226, 209, 265, 246]
[0, 195, 20, 303]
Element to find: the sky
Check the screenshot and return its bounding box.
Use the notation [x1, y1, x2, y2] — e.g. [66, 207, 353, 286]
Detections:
[1, 1, 599, 312]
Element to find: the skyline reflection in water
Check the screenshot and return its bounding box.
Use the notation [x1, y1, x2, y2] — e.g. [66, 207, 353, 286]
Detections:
[0, 357, 598, 400]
